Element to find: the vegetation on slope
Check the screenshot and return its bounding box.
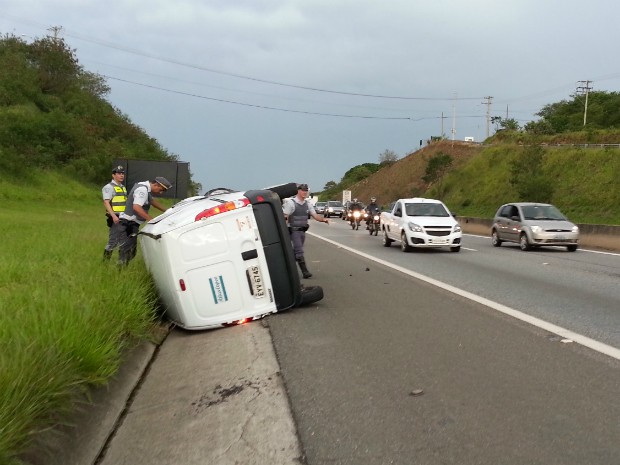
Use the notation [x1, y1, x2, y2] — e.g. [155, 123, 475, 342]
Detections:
[0, 33, 198, 192]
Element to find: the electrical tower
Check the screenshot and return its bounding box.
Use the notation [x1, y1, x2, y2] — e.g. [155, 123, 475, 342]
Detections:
[576, 81, 592, 126]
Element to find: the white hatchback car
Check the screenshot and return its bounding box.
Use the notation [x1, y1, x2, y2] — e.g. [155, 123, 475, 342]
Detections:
[139, 183, 323, 330]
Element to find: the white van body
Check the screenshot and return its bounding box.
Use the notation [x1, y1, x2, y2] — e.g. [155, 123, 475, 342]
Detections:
[139, 186, 317, 330]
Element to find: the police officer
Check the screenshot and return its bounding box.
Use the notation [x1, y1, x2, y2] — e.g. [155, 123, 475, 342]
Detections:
[282, 183, 328, 278]
[102, 165, 127, 260]
[118, 177, 172, 265]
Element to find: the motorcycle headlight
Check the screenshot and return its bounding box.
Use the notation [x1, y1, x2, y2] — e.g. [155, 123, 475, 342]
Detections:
[373, 215, 380, 221]
[408, 222, 423, 232]
[353, 211, 361, 218]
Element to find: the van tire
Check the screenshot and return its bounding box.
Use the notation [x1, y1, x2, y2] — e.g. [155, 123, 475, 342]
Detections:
[299, 285, 324, 306]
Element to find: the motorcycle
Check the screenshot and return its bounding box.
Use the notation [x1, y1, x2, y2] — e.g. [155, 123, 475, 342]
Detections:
[368, 212, 381, 236]
[350, 210, 363, 230]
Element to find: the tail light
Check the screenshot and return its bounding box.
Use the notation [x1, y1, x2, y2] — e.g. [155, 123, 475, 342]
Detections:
[195, 198, 251, 221]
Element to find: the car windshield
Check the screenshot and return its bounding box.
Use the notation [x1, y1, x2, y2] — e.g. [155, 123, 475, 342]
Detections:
[328, 201, 343, 207]
[521, 205, 567, 221]
[405, 203, 449, 217]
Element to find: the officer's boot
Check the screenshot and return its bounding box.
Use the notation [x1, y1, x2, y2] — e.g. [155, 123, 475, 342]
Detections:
[103, 249, 113, 261]
[297, 256, 312, 279]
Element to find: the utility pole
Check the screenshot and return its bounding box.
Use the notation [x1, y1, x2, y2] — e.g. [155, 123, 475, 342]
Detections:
[451, 92, 457, 144]
[47, 25, 63, 40]
[440, 112, 448, 138]
[576, 80, 592, 126]
[481, 96, 493, 139]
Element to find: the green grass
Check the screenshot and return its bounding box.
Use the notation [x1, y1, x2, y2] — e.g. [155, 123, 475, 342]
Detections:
[437, 145, 620, 224]
[0, 171, 162, 464]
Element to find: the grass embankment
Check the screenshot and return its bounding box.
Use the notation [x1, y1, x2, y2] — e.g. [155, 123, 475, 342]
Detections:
[0, 171, 161, 465]
[431, 144, 620, 225]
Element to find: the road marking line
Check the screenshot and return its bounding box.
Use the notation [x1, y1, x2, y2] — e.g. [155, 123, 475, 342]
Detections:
[309, 232, 620, 361]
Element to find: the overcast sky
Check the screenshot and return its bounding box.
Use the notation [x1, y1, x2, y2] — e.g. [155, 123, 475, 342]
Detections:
[2, 1, 619, 194]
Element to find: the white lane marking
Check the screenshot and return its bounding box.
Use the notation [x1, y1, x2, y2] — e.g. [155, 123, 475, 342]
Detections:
[464, 234, 620, 256]
[462, 247, 478, 251]
[308, 231, 620, 361]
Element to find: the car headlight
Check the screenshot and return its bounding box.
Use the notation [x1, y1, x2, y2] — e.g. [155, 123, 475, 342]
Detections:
[408, 222, 423, 232]
[531, 226, 542, 234]
[572, 226, 579, 233]
[453, 224, 462, 233]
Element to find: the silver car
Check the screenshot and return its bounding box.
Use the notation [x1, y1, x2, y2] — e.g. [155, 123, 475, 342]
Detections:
[491, 202, 579, 252]
[314, 201, 327, 215]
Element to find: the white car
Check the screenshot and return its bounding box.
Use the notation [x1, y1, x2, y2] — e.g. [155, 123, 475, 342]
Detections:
[380, 198, 462, 252]
[139, 184, 323, 330]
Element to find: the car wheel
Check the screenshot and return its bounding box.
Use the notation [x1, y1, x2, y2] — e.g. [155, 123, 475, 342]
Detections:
[567, 244, 578, 252]
[382, 230, 393, 247]
[299, 285, 324, 306]
[450, 246, 461, 253]
[401, 232, 412, 252]
[491, 230, 502, 247]
[519, 233, 531, 251]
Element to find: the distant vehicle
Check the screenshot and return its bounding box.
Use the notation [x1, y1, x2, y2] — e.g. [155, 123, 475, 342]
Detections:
[464, 136, 475, 142]
[491, 202, 579, 252]
[380, 198, 462, 252]
[324, 200, 344, 218]
[139, 183, 324, 330]
[314, 201, 327, 215]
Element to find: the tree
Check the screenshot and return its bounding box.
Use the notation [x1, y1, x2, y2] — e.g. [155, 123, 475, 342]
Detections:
[532, 91, 620, 133]
[422, 152, 452, 199]
[379, 149, 398, 165]
[492, 116, 521, 131]
[323, 180, 337, 191]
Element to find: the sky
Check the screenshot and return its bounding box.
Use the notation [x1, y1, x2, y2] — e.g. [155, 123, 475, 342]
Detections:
[2, 1, 620, 194]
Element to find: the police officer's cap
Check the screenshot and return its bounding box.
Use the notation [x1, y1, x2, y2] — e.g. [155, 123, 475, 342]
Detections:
[155, 176, 173, 191]
[297, 183, 309, 191]
[112, 165, 125, 174]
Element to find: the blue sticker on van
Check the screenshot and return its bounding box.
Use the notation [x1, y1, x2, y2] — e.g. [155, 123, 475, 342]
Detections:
[209, 275, 229, 304]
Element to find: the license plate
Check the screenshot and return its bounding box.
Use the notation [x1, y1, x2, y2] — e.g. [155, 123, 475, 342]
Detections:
[554, 236, 568, 241]
[430, 238, 448, 244]
[247, 265, 265, 298]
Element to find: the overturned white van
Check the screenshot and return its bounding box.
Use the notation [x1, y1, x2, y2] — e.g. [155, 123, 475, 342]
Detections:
[139, 183, 323, 330]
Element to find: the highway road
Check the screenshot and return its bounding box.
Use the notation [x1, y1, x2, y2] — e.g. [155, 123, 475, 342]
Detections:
[266, 218, 620, 465]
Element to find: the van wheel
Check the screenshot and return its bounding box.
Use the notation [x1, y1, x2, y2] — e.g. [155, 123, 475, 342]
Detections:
[401, 232, 412, 252]
[450, 246, 461, 252]
[491, 230, 502, 247]
[299, 285, 324, 306]
[519, 234, 531, 251]
[566, 244, 578, 252]
[382, 230, 393, 247]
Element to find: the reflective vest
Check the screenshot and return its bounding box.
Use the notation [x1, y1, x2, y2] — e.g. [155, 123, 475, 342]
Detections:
[110, 185, 127, 213]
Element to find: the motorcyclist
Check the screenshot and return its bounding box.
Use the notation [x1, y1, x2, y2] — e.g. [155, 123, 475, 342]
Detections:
[348, 198, 365, 228]
[365, 197, 380, 229]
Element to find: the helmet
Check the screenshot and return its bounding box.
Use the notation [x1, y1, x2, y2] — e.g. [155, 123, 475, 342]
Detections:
[370, 197, 376, 202]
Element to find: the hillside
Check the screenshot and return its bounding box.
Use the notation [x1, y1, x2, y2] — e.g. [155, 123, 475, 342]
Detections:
[344, 140, 620, 225]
